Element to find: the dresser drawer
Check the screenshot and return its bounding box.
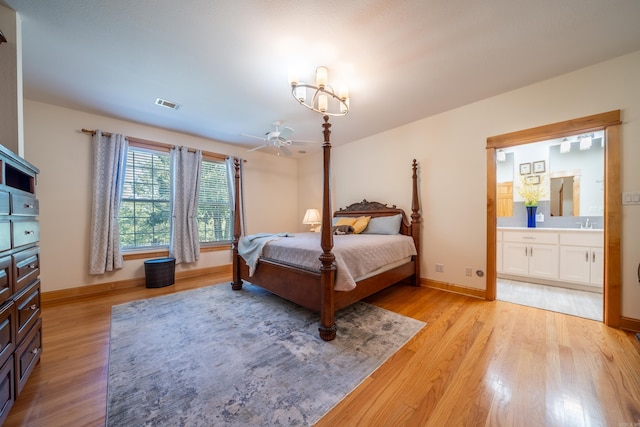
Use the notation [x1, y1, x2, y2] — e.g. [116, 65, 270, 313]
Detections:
[12, 220, 39, 248]
[0, 301, 14, 369]
[13, 247, 39, 296]
[14, 280, 40, 345]
[0, 354, 15, 426]
[0, 257, 11, 305]
[15, 317, 41, 396]
[0, 222, 10, 254]
[0, 192, 9, 216]
[11, 194, 39, 216]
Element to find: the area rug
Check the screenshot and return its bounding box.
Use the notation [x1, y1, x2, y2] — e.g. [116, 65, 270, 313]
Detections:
[106, 283, 425, 426]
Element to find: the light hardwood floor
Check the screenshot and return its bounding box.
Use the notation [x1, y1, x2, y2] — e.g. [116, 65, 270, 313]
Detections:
[497, 279, 603, 321]
[5, 277, 640, 426]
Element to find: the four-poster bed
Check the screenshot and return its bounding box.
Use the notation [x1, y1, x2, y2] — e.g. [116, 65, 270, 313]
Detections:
[231, 116, 421, 341]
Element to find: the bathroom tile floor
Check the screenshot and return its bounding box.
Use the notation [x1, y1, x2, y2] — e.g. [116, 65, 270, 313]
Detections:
[497, 278, 603, 321]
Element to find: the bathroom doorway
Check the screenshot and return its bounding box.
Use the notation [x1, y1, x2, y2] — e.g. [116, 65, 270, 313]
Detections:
[485, 110, 622, 327]
[494, 134, 604, 320]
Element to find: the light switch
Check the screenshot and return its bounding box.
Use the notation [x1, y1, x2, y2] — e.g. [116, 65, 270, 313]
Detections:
[622, 192, 640, 205]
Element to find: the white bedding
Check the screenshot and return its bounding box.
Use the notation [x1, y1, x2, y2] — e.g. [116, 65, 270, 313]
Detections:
[252, 232, 417, 291]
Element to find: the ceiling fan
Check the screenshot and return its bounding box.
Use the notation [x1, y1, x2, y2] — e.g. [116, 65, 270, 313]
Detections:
[242, 121, 318, 156]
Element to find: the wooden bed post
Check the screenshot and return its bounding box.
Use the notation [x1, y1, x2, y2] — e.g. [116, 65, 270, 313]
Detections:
[410, 159, 421, 286]
[231, 158, 243, 291]
[319, 115, 337, 341]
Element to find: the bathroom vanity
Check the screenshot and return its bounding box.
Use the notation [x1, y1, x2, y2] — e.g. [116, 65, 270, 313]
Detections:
[497, 227, 603, 291]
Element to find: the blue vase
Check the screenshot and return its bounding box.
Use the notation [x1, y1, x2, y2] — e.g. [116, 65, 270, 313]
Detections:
[526, 206, 537, 228]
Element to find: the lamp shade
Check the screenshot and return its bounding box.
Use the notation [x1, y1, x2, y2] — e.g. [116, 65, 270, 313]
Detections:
[303, 208, 321, 232]
[303, 208, 321, 224]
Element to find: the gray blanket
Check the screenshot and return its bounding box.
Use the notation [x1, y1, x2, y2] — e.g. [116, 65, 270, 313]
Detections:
[258, 233, 417, 291]
[238, 233, 292, 275]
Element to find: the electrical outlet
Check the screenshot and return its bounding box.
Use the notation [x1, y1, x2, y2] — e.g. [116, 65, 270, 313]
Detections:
[436, 264, 444, 273]
[465, 267, 472, 277]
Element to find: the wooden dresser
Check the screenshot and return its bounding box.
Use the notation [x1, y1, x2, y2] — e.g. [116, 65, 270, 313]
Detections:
[0, 145, 41, 425]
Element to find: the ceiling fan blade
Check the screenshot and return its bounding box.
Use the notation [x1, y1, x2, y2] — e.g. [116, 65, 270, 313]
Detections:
[247, 144, 270, 152]
[279, 127, 294, 140]
[241, 133, 267, 141]
[278, 145, 293, 156]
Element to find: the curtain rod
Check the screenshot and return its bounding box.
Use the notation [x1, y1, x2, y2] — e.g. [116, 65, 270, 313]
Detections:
[81, 128, 245, 162]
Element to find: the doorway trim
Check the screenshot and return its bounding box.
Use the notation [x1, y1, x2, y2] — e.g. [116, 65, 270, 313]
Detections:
[485, 110, 622, 327]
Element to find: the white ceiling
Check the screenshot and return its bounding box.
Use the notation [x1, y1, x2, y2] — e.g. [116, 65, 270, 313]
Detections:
[3, 0, 640, 157]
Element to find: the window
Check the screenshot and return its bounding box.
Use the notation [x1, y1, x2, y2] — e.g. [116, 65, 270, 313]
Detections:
[197, 159, 232, 244]
[119, 145, 233, 250]
[119, 148, 171, 249]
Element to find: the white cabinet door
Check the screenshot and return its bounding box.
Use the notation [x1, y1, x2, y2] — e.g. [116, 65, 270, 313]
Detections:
[560, 246, 591, 284]
[529, 244, 559, 280]
[502, 242, 529, 276]
[590, 247, 604, 286]
[502, 241, 558, 278]
[560, 246, 604, 287]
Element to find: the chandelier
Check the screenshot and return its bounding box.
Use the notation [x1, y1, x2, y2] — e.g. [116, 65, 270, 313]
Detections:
[288, 66, 350, 116]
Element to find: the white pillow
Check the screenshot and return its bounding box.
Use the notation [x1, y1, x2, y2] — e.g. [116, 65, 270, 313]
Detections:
[361, 214, 402, 235]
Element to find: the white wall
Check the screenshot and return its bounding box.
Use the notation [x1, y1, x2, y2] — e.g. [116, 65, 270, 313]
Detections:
[0, 5, 22, 156]
[298, 50, 640, 320]
[22, 100, 298, 292]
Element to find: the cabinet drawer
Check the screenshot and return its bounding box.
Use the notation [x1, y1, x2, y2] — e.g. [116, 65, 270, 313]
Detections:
[0, 222, 10, 254]
[560, 231, 603, 247]
[0, 192, 9, 216]
[0, 301, 14, 369]
[11, 194, 39, 216]
[14, 280, 40, 345]
[12, 220, 39, 248]
[15, 317, 41, 396]
[0, 355, 15, 426]
[0, 256, 11, 305]
[502, 230, 558, 245]
[13, 247, 39, 295]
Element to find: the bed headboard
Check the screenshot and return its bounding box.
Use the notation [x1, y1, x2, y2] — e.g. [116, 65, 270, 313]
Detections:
[334, 199, 412, 236]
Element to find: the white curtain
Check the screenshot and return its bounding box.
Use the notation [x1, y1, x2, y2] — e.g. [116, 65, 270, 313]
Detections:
[89, 131, 128, 274]
[170, 147, 202, 264]
[226, 156, 246, 236]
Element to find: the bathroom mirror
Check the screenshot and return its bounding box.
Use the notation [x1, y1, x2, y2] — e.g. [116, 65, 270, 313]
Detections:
[548, 135, 604, 217]
[496, 132, 604, 218]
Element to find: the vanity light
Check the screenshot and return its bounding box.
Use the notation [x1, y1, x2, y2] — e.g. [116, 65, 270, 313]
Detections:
[496, 150, 506, 162]
[579, 134, 593, 151]
[560, 138, 571, 154]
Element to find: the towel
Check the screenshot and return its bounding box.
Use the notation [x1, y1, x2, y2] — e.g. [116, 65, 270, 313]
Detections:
[238, 233, 292, 275]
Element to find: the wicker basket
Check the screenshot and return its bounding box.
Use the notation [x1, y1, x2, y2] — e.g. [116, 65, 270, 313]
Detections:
[144, 258, 176, 288]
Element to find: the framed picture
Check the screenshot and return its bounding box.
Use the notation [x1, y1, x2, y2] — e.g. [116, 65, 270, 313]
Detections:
[519, 162, 531, 175]
[525, 175, 540, 184]
[533, 160, 546, 173]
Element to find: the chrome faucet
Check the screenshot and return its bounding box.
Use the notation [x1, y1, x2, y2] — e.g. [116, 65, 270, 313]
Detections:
[576, 218, 593, 229]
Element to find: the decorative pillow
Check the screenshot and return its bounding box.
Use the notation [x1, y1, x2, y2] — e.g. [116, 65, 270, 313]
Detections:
[362, 214, 403, 235]
[352, 216, 371, 234]
[335, 217, 357, 227]
[333, 225, 354, 235]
